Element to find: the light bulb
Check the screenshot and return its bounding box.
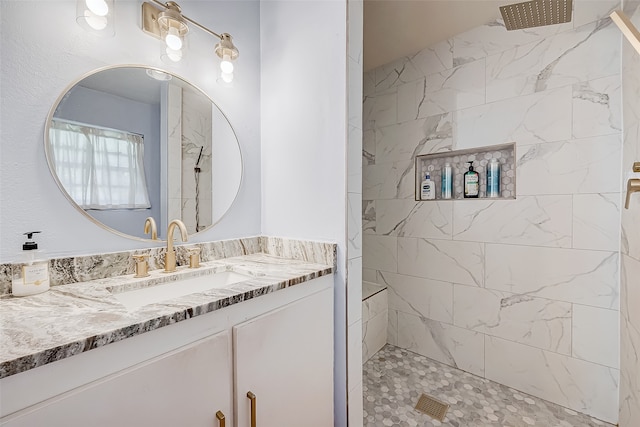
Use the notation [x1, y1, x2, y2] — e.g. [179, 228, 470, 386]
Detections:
[165, 27, 183, 51]
[220, 71, 234, 83]
[85, 0, 108, 17]
[85, 13, 108, 30]
[220, 54, 234, 74]
[165, 47, 183, 62]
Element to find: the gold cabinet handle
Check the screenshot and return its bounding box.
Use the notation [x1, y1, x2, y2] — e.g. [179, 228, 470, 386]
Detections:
[625, 178, 640, 209]
[216, 410, 225, 427]
[247, 391, 256, 427]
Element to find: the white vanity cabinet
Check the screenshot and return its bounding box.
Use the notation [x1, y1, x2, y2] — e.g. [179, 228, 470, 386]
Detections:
[234, 286, 333, 427]
[0, 276, 334, 427]
[0, 331, 233, 427]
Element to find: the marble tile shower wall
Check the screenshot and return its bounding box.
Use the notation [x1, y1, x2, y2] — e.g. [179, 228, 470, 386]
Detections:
[362, 2, 622, 423]
[619, 2, 640, 427]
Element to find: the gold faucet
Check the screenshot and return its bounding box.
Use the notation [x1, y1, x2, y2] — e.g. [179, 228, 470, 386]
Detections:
[144, 217, 158, 240]
[165, 219, 188, 273]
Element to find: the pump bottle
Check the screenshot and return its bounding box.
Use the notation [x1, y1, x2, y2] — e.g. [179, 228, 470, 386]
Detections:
[12, 231, 50, 296]
[464, 162, 479, 198]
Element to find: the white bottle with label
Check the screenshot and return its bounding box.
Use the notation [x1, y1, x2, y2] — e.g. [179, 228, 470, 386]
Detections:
[421, 173, 435, 200]
[12, 231, 50, 296]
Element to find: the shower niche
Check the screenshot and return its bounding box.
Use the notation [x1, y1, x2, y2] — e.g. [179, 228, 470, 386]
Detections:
[414, 142, 516, 201]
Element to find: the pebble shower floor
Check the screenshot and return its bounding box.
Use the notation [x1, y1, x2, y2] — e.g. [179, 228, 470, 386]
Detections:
[363, 345, 615, 427]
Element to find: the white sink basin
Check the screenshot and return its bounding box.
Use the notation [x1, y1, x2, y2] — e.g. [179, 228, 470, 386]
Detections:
[112, 271, 250, 310]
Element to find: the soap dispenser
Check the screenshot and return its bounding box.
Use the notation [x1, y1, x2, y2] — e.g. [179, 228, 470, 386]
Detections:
[463, 162, 479, 198]
[12, 231, 50, 296]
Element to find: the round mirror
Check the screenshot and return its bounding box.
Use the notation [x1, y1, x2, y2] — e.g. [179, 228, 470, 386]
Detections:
[45, 65, 242, 241]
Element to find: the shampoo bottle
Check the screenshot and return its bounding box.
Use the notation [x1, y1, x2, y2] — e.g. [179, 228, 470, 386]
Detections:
[421, 173, 435, 200]
[12, 231, 50, 297]
[487, 158, 501, 198]
[441, 163, 453, 199]
[463, 162, 479, 198]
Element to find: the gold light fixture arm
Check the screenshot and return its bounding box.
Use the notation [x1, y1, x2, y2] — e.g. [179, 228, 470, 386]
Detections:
[146, 0, 223, 40]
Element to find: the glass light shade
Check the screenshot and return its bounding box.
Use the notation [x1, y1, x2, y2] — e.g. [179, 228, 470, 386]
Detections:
[220, 72, 234, 83]
[165, 27, 183, 51]
[220, 54, 234, 74]
[165, 47, 183, 62]
[85, 0, 108, 17]
[85, 13, 108, 30]
[76, 0, 114, 36]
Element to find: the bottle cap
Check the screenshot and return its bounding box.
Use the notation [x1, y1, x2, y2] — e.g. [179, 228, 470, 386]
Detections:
[22, 231, 41, 251]
[425, 173, 430, 179]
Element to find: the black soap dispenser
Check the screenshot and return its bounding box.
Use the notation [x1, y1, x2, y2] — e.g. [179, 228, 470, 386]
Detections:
[463, 162, 479, 198]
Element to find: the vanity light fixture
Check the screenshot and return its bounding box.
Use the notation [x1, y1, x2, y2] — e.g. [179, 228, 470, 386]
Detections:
[76, 0, 115, 35]
[141, 1, 239, 82]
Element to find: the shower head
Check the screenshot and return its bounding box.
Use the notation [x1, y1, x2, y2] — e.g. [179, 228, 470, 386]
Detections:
[500, 0, 573, 31]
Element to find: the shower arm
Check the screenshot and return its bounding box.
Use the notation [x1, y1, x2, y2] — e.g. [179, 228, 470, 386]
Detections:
[195, 146, 203, 173]
[610, 10, 640, 56]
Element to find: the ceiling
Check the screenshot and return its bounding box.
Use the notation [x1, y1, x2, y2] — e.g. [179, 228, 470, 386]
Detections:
[364, 0, 506, 71]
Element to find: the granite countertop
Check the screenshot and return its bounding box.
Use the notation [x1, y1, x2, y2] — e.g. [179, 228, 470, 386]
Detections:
[0, 253, 334, 379]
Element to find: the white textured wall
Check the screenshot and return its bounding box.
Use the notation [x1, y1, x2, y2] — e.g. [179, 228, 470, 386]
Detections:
[259, 1, 348, 425]
[363, 1, 622, 423]
[619, 2, 640, 426]
[0, 0, 261, 260]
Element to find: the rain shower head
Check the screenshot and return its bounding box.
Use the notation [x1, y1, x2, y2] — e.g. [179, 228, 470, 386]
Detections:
[500, 0, 573, 31]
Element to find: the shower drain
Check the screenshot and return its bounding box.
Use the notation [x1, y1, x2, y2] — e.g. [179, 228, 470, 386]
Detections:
[415, 393, 450, 421]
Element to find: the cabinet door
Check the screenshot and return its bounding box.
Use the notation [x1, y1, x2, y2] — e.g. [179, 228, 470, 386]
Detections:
[1, 331, 233, 427]
[234, 288, 333, 427]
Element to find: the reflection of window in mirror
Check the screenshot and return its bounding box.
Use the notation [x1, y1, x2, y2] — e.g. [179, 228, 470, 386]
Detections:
[50, 119, 151, 210]
[45, 66, 243, 240]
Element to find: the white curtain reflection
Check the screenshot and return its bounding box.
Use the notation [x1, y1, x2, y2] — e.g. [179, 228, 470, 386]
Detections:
[50, 119, 151, 210]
